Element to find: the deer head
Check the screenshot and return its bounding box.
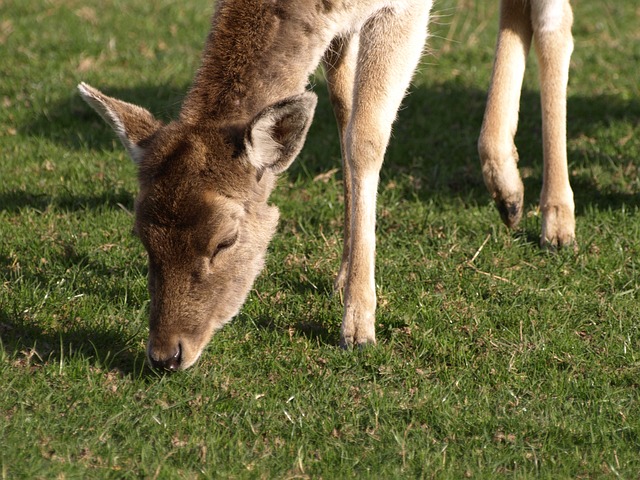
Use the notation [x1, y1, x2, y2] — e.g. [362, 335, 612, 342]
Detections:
[78, 82, 316, 370]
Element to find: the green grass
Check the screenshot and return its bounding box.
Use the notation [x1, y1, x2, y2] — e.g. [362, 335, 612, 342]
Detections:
[1, 0, 639, 477]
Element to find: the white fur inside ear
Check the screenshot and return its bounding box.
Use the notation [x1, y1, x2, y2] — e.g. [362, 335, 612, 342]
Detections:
[245, 111, 282, 170]
[244, 93, 317, 175]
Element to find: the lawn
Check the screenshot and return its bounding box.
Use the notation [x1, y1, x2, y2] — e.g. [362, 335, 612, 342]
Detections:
[1, 0, 639, 478]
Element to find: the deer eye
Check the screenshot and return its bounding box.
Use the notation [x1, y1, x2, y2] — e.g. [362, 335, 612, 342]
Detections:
[211, 233, 238, 260]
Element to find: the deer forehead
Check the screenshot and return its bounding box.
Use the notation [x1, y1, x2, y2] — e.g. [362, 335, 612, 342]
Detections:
[138, 120, 249, 182]
[136, 189, 245, 252]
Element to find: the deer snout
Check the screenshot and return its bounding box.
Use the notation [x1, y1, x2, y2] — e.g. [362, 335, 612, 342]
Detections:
[147, 339, 182, 371]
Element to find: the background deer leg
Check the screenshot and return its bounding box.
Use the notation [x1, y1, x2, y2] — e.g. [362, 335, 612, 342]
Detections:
[323, 34, 359, 292]
[532, 0, 575, 248]
[341, 3, 430, 348]
[478, 0, 533, 229]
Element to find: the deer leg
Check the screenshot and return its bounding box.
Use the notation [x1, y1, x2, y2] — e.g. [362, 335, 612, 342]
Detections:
[322, 34, 359, 292]
[340, 3, 430, 348]
[478, 0, 533, 229]
[532, 0, 575, 248]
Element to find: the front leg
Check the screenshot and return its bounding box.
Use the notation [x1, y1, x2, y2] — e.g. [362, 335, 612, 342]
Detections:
[478, 0, 533, 229]
[341, 164, 379, 347]
[323, 34, 358, 292]
[341, 2, 430, 347]
[532, 0, 575, 248]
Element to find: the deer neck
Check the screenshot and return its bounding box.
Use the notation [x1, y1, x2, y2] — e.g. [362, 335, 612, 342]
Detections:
[180, 0, 329, 125]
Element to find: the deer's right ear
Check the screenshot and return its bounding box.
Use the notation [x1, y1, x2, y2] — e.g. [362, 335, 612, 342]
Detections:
[78, 82, 163, 164]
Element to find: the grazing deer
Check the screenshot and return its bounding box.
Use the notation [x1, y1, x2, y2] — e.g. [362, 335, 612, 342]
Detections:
[78, 0, 574, 370]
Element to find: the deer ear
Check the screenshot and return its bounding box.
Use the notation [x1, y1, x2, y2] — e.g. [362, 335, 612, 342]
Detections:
[244, 92, 317, 175]
[78, 82, 163, 164]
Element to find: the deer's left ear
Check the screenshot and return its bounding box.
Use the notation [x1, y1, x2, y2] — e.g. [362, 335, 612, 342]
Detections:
[244, 92, 317, 175]
[78, 82, 163, 164]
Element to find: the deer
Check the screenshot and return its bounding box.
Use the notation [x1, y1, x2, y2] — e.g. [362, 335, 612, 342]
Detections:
[78, 0, 575, 371]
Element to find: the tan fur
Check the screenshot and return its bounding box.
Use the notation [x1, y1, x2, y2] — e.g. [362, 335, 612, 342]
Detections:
[478, 0, 575, 248]
[78, 0, 574, 370]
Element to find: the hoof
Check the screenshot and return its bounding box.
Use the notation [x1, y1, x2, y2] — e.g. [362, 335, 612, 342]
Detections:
[495, 199, 523, 229]
[540, 235, 578, 253]
[540, 204, 576, 251]
[340, 335, 376, 350]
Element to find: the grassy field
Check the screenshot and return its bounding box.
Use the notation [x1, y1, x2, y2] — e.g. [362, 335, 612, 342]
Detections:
[1, 0, 639, 477]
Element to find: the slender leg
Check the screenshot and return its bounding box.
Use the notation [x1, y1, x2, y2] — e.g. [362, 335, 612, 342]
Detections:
[322, 34, 359, 291]
[341, 2, 431, 347]
[478, 0, 533, 229]
[532, 0, 575, 248]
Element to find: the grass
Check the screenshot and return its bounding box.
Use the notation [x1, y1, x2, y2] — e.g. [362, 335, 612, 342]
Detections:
[1, 0, 639, 477]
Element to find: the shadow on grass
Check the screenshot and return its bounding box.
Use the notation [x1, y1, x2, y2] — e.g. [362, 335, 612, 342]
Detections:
[0, 247, 152, 377]
[0, 189, 135, 215]
[0, 308, 151, 377]
[243, 270, 339, 346]
[245, 313, 337, 346]
[20, 83, 184, 152]
[18, 78, 640, 214]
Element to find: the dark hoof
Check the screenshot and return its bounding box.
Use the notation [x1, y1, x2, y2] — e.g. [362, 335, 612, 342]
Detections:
[495, 199, 522, 229]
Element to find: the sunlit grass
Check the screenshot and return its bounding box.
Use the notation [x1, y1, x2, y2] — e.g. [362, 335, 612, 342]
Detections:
[1, 0, 639, 477]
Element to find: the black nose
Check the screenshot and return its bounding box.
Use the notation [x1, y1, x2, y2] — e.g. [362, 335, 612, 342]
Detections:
[149, 344, 182, 371]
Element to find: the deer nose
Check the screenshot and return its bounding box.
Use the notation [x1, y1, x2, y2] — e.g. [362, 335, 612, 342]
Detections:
[148, 343, 182, 371]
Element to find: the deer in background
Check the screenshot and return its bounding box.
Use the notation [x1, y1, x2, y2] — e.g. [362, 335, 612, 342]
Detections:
[78, 0, 575, 370]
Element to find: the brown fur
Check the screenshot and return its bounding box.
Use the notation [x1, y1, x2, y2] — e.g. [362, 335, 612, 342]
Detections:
[181, 0, 327, 124]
